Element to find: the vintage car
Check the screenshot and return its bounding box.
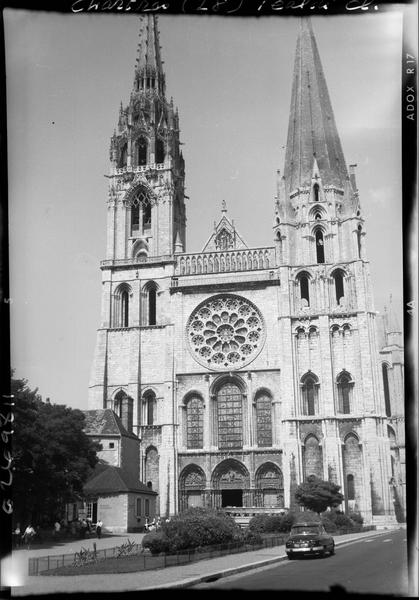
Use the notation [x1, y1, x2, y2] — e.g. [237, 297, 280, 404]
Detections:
[285, 521, 335, 559]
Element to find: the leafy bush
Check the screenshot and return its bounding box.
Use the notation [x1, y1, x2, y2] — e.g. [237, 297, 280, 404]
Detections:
[334, 513, 356, 530]
[141, 531, 171, 555]
[321, 517, 337, 533]
[348, 512, 364, 526]
[142, 507, 243, 554]
[248, 512, 296, 534]
[243, 530, 263, 545]
[320, 510, 364, 532]
[295, 510, 321, 523]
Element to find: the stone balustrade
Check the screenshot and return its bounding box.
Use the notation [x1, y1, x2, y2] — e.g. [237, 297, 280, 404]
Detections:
[111, 162, 169, 176]
[175, 247, 276, 276]
[101, 255, 174, 268]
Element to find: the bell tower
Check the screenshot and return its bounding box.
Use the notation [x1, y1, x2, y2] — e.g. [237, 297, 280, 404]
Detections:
[277, 18, 395, 523]
[274, 18, 363, 274]
[107, 15, 185, 261]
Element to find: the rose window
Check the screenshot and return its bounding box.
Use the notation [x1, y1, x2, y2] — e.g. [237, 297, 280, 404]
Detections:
[187, 294, 265, 370]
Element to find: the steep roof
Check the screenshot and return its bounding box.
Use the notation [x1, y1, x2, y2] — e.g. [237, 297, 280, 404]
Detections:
[83, 409, 138, 441]
[283, 18, 349, 195]
[84, 463, 156, 496]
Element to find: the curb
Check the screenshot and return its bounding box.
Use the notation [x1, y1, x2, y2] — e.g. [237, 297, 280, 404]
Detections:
[139, 530, 395, 590]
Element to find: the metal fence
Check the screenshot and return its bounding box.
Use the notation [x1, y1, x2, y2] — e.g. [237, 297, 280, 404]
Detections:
[28, 527, 377, 576]
[28, 535, 288, 576]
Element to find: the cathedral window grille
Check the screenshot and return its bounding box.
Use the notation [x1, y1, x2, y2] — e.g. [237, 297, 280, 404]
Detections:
[136, 137, 148, 166]
[332, 270, 345, 305]
[142, 281, 158, 326]
[131, 190, 154, 236]
[337, 371, 352, 414]
[315, 229, 325, 263]
[121, 290, 129, 327]
[142, 201, 151, 230]
[382, 363, 391, 417]
[301, 373, 318, 416]
[114, 390, 133, 431]
[119, 143, 127, 168]
[155, 138, 165, 164]
[255, 393, 272, 447]
[298, 273, 310, 306]
[357, 225, 362, 258]
[148, 288, 156, 325]
[113, 285, 131, 328]
[144, 392, 156, 425]
[313, 183, 320, 203]
[346, 474, 355, 500]
[303, 435, 323, 479]
[186, 294, 265, 370]
[186, 396, 204, 449]
[217, 383, 243, 450]
[131, 204, 140, 234]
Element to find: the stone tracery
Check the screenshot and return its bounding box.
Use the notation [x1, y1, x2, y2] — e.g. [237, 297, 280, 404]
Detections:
[187, 294, 265, 370]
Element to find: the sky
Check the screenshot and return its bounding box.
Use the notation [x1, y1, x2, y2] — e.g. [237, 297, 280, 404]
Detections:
[5, 7, 406, 410]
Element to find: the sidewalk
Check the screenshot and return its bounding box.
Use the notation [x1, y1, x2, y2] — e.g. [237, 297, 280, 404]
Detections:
[4, 529, 399, 595]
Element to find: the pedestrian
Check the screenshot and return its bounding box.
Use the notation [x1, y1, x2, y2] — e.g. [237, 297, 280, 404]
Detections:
[22, 524, 36, 549]
[96, 519, 103, 539]
[13, 524, 21, 548]
[80, 519, 88, 539]
[53, 520, 61, 537]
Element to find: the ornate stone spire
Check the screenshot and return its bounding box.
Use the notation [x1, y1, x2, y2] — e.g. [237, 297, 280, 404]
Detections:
[133, 15, 166, 96]
[283, 18, 349, 195]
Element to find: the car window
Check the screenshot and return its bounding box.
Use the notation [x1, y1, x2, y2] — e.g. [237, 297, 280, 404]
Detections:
[291, 525, 320, 535]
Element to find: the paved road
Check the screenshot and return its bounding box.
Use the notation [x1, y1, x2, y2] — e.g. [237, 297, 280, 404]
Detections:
[193, 529, 409, 595]
[3, 529, 410, 595]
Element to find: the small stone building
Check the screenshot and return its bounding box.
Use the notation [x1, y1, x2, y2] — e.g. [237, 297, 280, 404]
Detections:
[83, 462, 156, 533]
[74, 409, 157, 533]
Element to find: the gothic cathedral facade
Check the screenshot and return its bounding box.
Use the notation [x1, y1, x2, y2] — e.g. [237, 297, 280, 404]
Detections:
[88, 16, 405, 526]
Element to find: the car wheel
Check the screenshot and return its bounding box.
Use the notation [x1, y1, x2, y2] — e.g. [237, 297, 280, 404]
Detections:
[329, 544, 335, 556]
[287, 554, 294, 560]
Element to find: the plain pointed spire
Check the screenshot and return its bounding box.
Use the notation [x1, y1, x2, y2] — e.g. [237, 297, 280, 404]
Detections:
[283, 18, 349, 195]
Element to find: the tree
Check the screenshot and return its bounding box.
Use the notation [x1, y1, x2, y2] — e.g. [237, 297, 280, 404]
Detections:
[294, 475, 344, 515]
[12, 376, 99, 525]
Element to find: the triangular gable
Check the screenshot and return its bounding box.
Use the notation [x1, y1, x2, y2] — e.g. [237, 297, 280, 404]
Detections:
[202, 204, 248, 252]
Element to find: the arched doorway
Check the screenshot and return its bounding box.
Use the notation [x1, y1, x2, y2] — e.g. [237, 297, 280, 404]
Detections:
[211, 459, 250, 509]
[178, 465, 206, 512]
[255, 463, 284, 508]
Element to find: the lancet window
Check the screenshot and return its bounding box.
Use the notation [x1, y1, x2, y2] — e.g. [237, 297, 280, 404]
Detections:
[301, 372, 319, 416]
[255, 392, 273, 448]
[337, 371, 353, 414]
[186, 396, 204, 449]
